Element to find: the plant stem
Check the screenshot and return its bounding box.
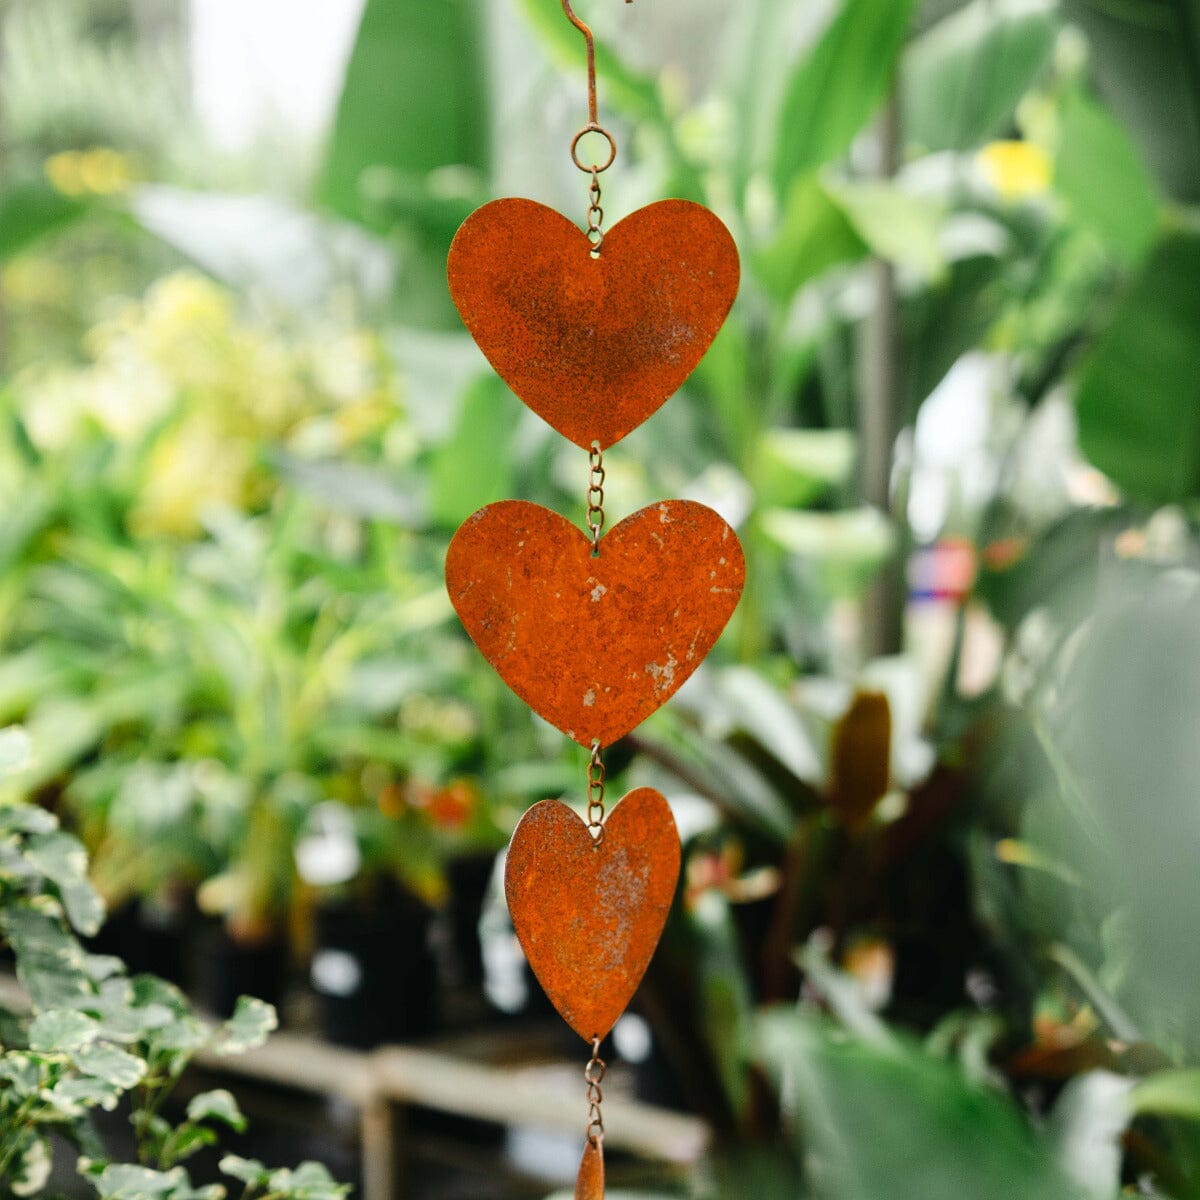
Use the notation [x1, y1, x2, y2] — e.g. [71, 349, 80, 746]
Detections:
[856, 77, 906, 660]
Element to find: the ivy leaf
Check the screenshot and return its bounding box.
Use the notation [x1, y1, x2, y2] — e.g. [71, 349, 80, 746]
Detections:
[0, 726, 33, 777]
[9, 1133, 51, 1198]
[28, 1008, 100, 1052]
[215, 996, 277, 1054]
[24, 830, 105, 936]
[219, 1156, 269, 1187]
[187, 1088, 247, 1132]
[74, 1043, 148, 1089]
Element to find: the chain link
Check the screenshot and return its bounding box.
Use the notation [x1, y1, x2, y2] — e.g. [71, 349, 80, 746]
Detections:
[586, 740, 606, 843]
[586, 166, 605, 253]
[584, 1036, 606, 1147]
[586, 441, 605, 554]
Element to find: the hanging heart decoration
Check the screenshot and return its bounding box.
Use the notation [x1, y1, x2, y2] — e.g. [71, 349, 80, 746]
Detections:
[447, 198, 740, 449]
[445, 499, 745, 747]
[505, 787, 681, 1043]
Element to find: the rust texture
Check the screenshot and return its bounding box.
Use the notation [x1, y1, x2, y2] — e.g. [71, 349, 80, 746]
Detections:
[446, 198, 740, 450]
[445, 499, 745, 748]
[505, 788, 680, 1043]
[574, 1138, 605, 1200]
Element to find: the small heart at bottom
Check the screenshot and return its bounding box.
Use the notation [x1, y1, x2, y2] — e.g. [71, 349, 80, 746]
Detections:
[575, 1139, 604, 1200]
[505, 788, 680, 1043]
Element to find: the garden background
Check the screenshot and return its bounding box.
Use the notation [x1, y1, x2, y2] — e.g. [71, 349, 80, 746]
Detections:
[2, 0, 1200, 1198]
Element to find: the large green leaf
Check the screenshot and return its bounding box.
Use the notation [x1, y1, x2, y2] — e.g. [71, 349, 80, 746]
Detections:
[760, 1012, 1085, 1200]
[1074, 232, 1200, 502]
[1054, 88, 1160, 265]
[0, 179, 90, 261]
[773, 0, 918, 191]
[428, 374, 520, 530]
[754, 175, 867, 301]
[512, 0, 661, 125]
[904, 0, 1058, 153]
[1064, 0, 1200, 204]
[318, 0, 488, 227]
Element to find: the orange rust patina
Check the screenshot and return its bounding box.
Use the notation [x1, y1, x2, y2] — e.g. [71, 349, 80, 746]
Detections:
[505, 789, 680, 1042]
[445, 499, 745, 748]
[574, 1139, 604, 1200]
[447, 198, 740, 449]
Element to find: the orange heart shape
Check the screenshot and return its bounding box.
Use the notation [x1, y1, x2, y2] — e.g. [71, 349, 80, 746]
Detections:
[445, 500, 744, 747]
[447, 198, 740, 449]
[505, 789, 680, 1042]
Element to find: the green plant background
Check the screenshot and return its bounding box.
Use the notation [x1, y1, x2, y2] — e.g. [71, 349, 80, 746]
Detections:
[2, 0, 1200, 1196]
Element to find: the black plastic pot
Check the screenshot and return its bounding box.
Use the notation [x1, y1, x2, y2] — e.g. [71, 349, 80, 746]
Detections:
[88, 895, 193, 985]
[195, 920, 288, 1018]
[311, 888, 438, 1048]
[444, 851, 497, 990]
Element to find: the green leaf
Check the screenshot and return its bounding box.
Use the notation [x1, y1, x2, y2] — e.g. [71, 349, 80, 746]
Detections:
[904, 0, 1058, 153]
[1063, 0, 1200, 204]
[513, 0, 662, 124]
[9, 1133, 51, 1198]
[1054, 87, 1160, 265]
[428, 374, 520, 529]
[215, 996, 278, 1054]
[0, 179, 91, 261]
[754, 175, 867, 301]
[24, 830, 105, 935]
[773, 0, 918, 190]
[187, 1088, 247, 1132]
[271, 451, 427, 527]
[759, 1011, 1084, 1200]
[709, 667, 824, 785]
[160, 1124, 218, 1168]
[318, 0, 488, 230]
[755, 427, 856, 508]
[692, 892, 755, 1122]
[761, 506, 895, 598]
[0, 726, 33, 777]
[219, 1157, 269, 1187]
[74, 1043, 147, 1089]
[80, 1162, 185, 1199]
[1074, 231, 1200, 502]
[28, 1008, 99, 1052]
[132, 186, 396, 311]
[1130, 1069, 1200, 1121]
[828, 179, 945, 276]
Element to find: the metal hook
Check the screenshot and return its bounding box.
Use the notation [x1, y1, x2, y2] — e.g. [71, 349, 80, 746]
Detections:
[560, 0, 633, 128]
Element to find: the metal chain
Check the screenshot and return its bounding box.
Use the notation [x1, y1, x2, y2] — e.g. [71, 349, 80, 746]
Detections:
[586, 166, 605, 253]
[586, 441, 605, 553]
[584, 1036, 606, 1147]
[586, 740, 606, 843]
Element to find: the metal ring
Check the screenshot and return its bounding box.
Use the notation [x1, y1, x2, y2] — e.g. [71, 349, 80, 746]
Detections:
[571, 124, 617, 173]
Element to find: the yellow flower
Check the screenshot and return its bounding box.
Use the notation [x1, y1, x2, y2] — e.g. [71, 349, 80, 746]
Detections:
[978, 140, 1051, 202]
[44, 147, 134, 196]
[129, 419, 251, 538]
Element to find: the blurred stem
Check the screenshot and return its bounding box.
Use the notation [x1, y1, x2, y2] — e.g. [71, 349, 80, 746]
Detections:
[856, 78, 905, 659]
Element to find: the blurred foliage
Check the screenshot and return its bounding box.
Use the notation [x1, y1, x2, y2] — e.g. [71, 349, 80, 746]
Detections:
[0, 727, 344, 1197]
[0, 0, 1199, 1197]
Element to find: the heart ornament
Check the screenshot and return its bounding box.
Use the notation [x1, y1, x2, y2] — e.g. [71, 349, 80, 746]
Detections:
[447, 198, 740, 449]
[505, 787, 681, 1042]
[445, 499, 745, 747]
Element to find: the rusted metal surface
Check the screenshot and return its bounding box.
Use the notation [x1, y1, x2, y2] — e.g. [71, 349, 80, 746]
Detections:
[575, 1137, 605, 1200]
[506, 789, 680, 1043]
[446, 198, 740, 450]
[445, 499, 745, 748]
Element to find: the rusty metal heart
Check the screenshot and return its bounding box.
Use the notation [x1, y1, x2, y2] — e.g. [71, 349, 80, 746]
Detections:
[445, 500, 745, 748]
[505, 788, 680, 1043]
[447, 198, 740, 449]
